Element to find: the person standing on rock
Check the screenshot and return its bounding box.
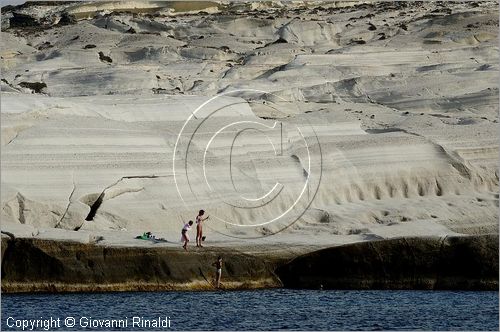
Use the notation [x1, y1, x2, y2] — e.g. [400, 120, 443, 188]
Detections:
[212, 256, 223, 288]
[195, 210, 209, 247]
[181, 220, 194, 251]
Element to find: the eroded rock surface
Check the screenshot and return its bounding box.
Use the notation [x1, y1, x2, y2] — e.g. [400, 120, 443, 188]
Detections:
[1, 1, 498, 278]
[277, 234, 499, 290]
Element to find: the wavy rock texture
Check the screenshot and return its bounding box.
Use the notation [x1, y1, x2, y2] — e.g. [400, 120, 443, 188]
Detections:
[1, 1, 498, 256]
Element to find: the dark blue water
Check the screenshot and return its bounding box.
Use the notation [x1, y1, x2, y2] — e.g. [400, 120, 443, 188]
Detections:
[2, 290, 498, 331]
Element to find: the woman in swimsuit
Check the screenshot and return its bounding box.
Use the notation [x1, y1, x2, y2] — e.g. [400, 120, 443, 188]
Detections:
[181, 220, 193, 251]
[195, 210, 209, 247]
[212, 256, 223, 288]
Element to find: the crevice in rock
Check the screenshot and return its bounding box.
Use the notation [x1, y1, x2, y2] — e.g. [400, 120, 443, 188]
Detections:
[16, 193, 26, 224]
[98, 51, 112, 63]
[55, 178, 76, 228]
[85, 192, 104, 221]
[18, 81, 47, 93]
[83, 175, 169, 222]
[4, 131, 19, 146]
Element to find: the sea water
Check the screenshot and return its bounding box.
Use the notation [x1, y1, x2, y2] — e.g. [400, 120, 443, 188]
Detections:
[2, 289, 498, 330]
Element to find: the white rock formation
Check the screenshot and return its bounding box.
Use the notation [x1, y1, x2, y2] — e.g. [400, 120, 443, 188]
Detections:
[1, 1, 498, 247]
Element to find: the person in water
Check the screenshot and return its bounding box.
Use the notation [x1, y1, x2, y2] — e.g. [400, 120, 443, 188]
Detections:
[181, 220, 193, 251]
[212, 256, 223, 288]
[195, 209, 209, 247]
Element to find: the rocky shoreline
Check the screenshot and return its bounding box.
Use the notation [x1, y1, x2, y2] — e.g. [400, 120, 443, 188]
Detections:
[2, 235, 497, 293]
[0, 236, 282, 292]
[277, 234, 499, 291]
